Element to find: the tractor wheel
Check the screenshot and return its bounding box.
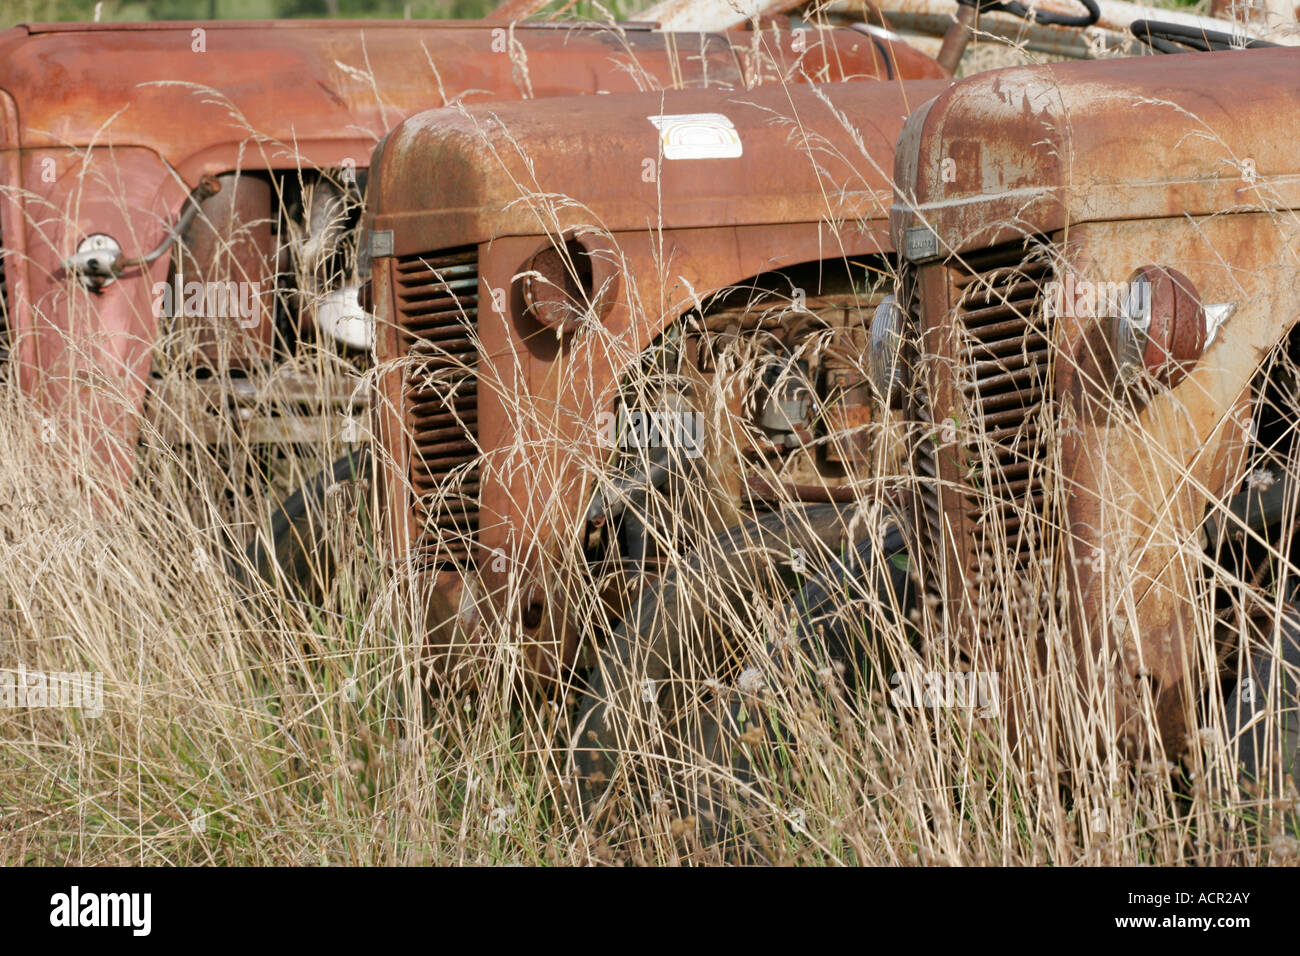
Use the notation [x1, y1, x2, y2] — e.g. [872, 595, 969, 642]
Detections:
[572, 503, 911, 841]
[1224, 605, 1300, 790]
[245, 447, 372, 605]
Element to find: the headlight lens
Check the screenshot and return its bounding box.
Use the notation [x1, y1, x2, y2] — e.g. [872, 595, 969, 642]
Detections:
[1112, 265, 1206, 389]
[1114, 271, 1153, 385]
[869, 294, 906, 407]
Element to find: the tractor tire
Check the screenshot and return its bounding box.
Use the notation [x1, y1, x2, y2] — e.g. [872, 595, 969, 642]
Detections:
[573, 503, 912, 842]
[245, 447, 371, 605]
[1224, 605, 1300, 790]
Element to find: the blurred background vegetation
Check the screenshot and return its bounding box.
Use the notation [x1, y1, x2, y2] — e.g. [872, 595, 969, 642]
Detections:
[0, 0, 521, 28]
[0, 0, 1203, 30]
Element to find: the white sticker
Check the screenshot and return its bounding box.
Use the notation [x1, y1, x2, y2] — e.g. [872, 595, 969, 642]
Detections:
[647, 113, 742, 161]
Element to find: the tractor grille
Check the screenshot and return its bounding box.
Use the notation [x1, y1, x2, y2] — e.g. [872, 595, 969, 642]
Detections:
[948, 238, 1055, 570]
[910, 237, 1056, 611]
[393, 247, 481, 569]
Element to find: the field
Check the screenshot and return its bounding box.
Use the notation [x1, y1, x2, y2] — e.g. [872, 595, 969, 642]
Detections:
[1, 0, 1298, 867]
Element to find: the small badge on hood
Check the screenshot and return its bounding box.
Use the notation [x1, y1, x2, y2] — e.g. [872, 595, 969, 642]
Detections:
[648, 113, 743, 160]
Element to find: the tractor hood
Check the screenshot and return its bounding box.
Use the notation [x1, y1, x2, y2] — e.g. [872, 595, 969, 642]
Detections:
[0, 21, 924, 186]
[0, 22, 734, 174]
[367, 78, 950, 254]
[891, 47, 1300, 256]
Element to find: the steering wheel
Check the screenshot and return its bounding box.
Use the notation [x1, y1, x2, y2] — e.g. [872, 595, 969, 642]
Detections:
[957, 0, 1100, 28]
[1130, 19, 1279, 54]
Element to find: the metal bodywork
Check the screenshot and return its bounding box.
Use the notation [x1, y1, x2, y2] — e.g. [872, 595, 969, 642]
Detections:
[0, 18, 896, 483]
[367, 75, 950, 683]
[889, 48, 1300, 748]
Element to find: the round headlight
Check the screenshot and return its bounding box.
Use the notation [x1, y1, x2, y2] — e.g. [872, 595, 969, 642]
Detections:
[869, 294, 906, 407]
[64, 233, 123, 290]
[520, 233, 619, 334]
[1112, 265, 1206, 389]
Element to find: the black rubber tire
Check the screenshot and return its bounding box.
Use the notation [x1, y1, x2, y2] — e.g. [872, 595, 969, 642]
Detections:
[1224, 606, 1300, 790]
[786, 521, 913, 679]
[573, 504, 912, 840]
[245, 447, 371, 605]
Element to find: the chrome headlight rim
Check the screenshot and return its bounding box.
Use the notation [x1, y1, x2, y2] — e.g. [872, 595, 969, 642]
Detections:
[1113, 270, 1153, 384]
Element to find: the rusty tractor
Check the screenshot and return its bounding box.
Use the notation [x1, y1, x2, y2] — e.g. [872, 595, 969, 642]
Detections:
[365, 67, 947, 672]
[361, 11, 973, 817]
[889, 41, 1300, 789]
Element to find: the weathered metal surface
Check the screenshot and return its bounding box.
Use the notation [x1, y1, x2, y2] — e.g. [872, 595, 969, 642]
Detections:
[368, 78, 945, 255]
[891, 47, 1300, 256]
[641, 0, 792, 32]
[370, 77, 950, 682]
[886, 9, 1127, 59]
[486, 0, 556, 20]
[935, 3, 978, 73]
[0, 19, 896, 486]
[144, 371, 366, 446]
[1124, 265, 1206, 388]
[645, 0, 1277, 44]
[892, 48, 1300, 754]
[520, 232, 621, 333]
[1050, 215, 1290, 749]
[173, 173, 276, 366]
[644, 0, 1292, 65]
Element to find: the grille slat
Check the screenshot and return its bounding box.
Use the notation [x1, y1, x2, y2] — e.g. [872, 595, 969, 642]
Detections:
[403, 317, 477, 337]
[951, 239, 1055, 575]
[910, 237, 1056, 625]
[413, 473, 480, 489]
[985, 421, 1042, 446]
[978, 406, 1040, 428]
[959, 296, 1043, 329]
[394, 247, 481, 569]
[957, 278, 1045, 308]
[970, 346, 1052, 379]
[970, 332, 1047, 360]
[966, 317, 1032, 344]
[964, 362, 1046, 394]
[967, 487, 1045, 518]
[975, 388, 1044, 415]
